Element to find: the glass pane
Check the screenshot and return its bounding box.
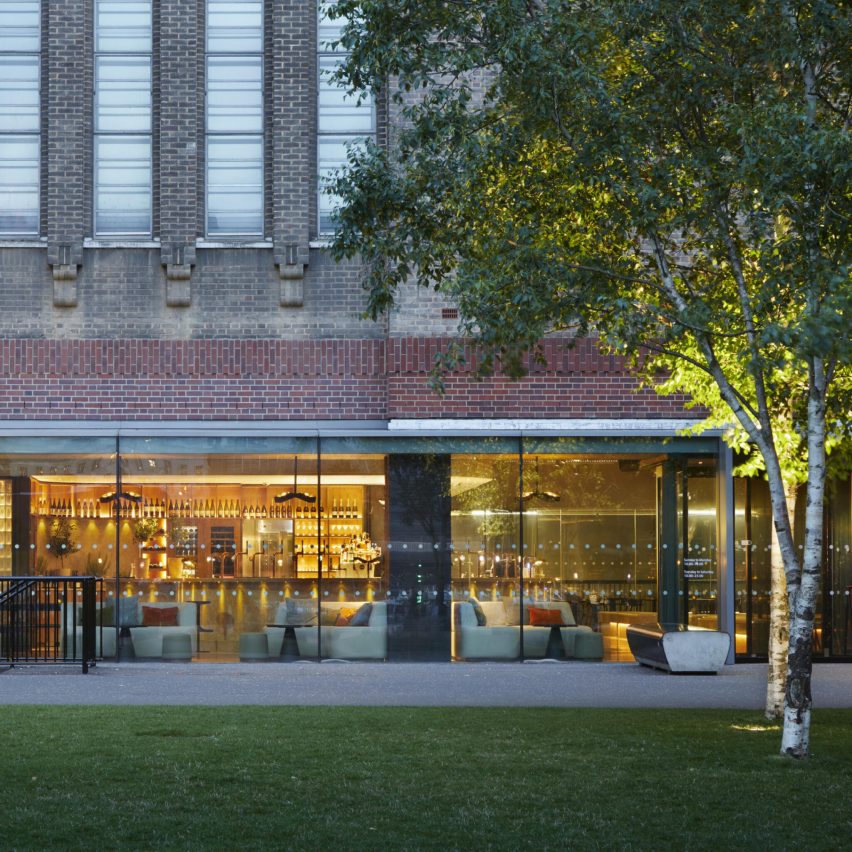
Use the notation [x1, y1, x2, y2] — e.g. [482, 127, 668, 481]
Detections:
[0, 56, 39, 132]
[0, 441, 118, 658]
[95, 135, 151, 234]
[206, 56, 262, 132]
[207, 0, 262, 52]
[451, 453, 520, 660]
[734, 478, 772, 656]
[733, 478, 748, 654]
[317, 7, 345, 52]
[0, 0, 40, 52]
[314, 453, 387, 660]
[319, 56, 374, 133]
[95, 57, 151, 133]
[206, 135, 263, 235]
[826, 476, 850, 657]
[95, 56, 151, 132]
[520, 454, 658, 661]
[0, 135, 38, 234]
[96, 0, 152, 53]
[318, 136, 367, 233]
[119, 446, 323, 661]
[681, 459, 719, 629]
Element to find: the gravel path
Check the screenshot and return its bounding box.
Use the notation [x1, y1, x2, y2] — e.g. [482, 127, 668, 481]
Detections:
[1, 661, 850, 708]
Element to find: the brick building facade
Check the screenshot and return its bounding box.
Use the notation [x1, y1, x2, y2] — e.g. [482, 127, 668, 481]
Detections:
[0, 0, 694, 425]
[0, 1, 848, 666]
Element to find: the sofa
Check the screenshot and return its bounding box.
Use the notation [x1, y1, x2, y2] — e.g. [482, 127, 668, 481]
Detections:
[59, 603, 117, 659]
[61, 599, 197, 659]
[266, 599, 387, 660]
[453, 599, 603, 660]
[128, 601, 198, 657]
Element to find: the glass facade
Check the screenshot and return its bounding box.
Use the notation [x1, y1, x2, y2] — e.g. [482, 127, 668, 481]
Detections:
[733, 474, 852, 660]
[0, 0, 40, 235]
[734, 477, 772, 656]
[2, 432, 845, 664]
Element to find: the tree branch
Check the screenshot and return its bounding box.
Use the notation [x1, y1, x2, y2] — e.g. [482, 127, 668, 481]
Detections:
[638, 340, 761, 420]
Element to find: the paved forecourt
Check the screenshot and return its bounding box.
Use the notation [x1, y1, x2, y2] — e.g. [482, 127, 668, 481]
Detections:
[1, 661, 851, 709]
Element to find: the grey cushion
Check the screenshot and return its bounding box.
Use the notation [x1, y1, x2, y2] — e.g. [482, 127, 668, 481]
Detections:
[469, 599, 487, 626]
[348, 602, 373, 627]
[118, 597, 140, 627]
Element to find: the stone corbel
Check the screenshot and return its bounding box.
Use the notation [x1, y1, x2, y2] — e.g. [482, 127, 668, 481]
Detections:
[275, 243, 308, 307]
[49, 243, 81, 306]
[162, 243, 195, 306]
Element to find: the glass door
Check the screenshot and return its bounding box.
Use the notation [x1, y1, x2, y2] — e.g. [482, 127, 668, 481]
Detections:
[658, 456, 719, 628]
[681, 459, 719, 629]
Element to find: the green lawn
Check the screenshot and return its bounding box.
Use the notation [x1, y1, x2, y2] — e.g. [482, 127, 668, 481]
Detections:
[1, 707, 850, 850]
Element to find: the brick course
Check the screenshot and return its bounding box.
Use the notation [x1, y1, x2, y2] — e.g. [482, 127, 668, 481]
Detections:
[0, 337, 695, 421]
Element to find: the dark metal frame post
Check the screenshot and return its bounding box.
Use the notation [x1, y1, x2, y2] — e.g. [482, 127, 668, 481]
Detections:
[316, 440, 322, 661]
[518, 438, 524, 660]
[114, 436, 121, 660]
[716, 441, 736, 664]
[744, 479, 753, 655]
[659, 459, 680, 626]
[80, 576, 96, 673]
[681, 460, 689, 628]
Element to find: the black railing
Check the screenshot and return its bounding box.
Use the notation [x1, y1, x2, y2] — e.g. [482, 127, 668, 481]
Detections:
[0, 576, 102, 673]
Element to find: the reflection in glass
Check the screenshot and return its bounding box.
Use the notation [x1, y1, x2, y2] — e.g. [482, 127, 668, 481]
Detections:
[450, 454, 660, 661]
[734, 477, 771, 656]
[678, 459, 719, 630]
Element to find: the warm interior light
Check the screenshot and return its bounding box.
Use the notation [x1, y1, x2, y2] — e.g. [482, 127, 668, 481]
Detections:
[99, 490, 142, 503]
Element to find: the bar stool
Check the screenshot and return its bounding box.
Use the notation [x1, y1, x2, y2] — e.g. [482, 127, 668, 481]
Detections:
[239, 632, 270, 661]
[162, 633, 193, 661]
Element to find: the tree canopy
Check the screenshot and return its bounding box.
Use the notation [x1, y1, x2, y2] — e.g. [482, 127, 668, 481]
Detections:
[328, 0, 851, 756]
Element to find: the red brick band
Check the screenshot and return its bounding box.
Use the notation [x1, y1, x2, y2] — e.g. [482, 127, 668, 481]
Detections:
[0, 338, 694, 420]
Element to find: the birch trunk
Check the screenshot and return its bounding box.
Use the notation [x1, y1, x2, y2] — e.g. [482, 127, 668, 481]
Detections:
[780, 374, 826, 758]
[765, 483, 794, 719]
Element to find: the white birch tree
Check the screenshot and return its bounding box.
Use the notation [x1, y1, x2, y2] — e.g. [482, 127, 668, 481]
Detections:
[328, 0, 851, 756]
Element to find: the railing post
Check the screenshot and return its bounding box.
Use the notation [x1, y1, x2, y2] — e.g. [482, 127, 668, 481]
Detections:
[8, 581, 17, 663]
[80, 577, 96, 674]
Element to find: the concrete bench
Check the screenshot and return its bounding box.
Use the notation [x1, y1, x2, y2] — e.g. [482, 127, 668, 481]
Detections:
[626, 623, 730, 674]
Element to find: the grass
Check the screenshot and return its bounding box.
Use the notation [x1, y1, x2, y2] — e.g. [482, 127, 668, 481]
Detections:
[0, 707, 850, 851]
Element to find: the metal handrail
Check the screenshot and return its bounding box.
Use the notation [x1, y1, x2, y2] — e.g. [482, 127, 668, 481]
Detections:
[0, 577, 38, 607]
[0, 576, 101, 673]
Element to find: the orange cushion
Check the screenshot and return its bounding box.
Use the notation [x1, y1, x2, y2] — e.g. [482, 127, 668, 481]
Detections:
[141, 605, 180, 627]
[528, 607, 564, 626]
[335, 606, 359, 626]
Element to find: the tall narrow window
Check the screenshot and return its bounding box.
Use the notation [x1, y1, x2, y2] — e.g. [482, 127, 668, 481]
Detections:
[206, 0, 263, 237]
[317, 7, 375, 234]
[0, 0, 40, 235]
[94, 0, 152, 236]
